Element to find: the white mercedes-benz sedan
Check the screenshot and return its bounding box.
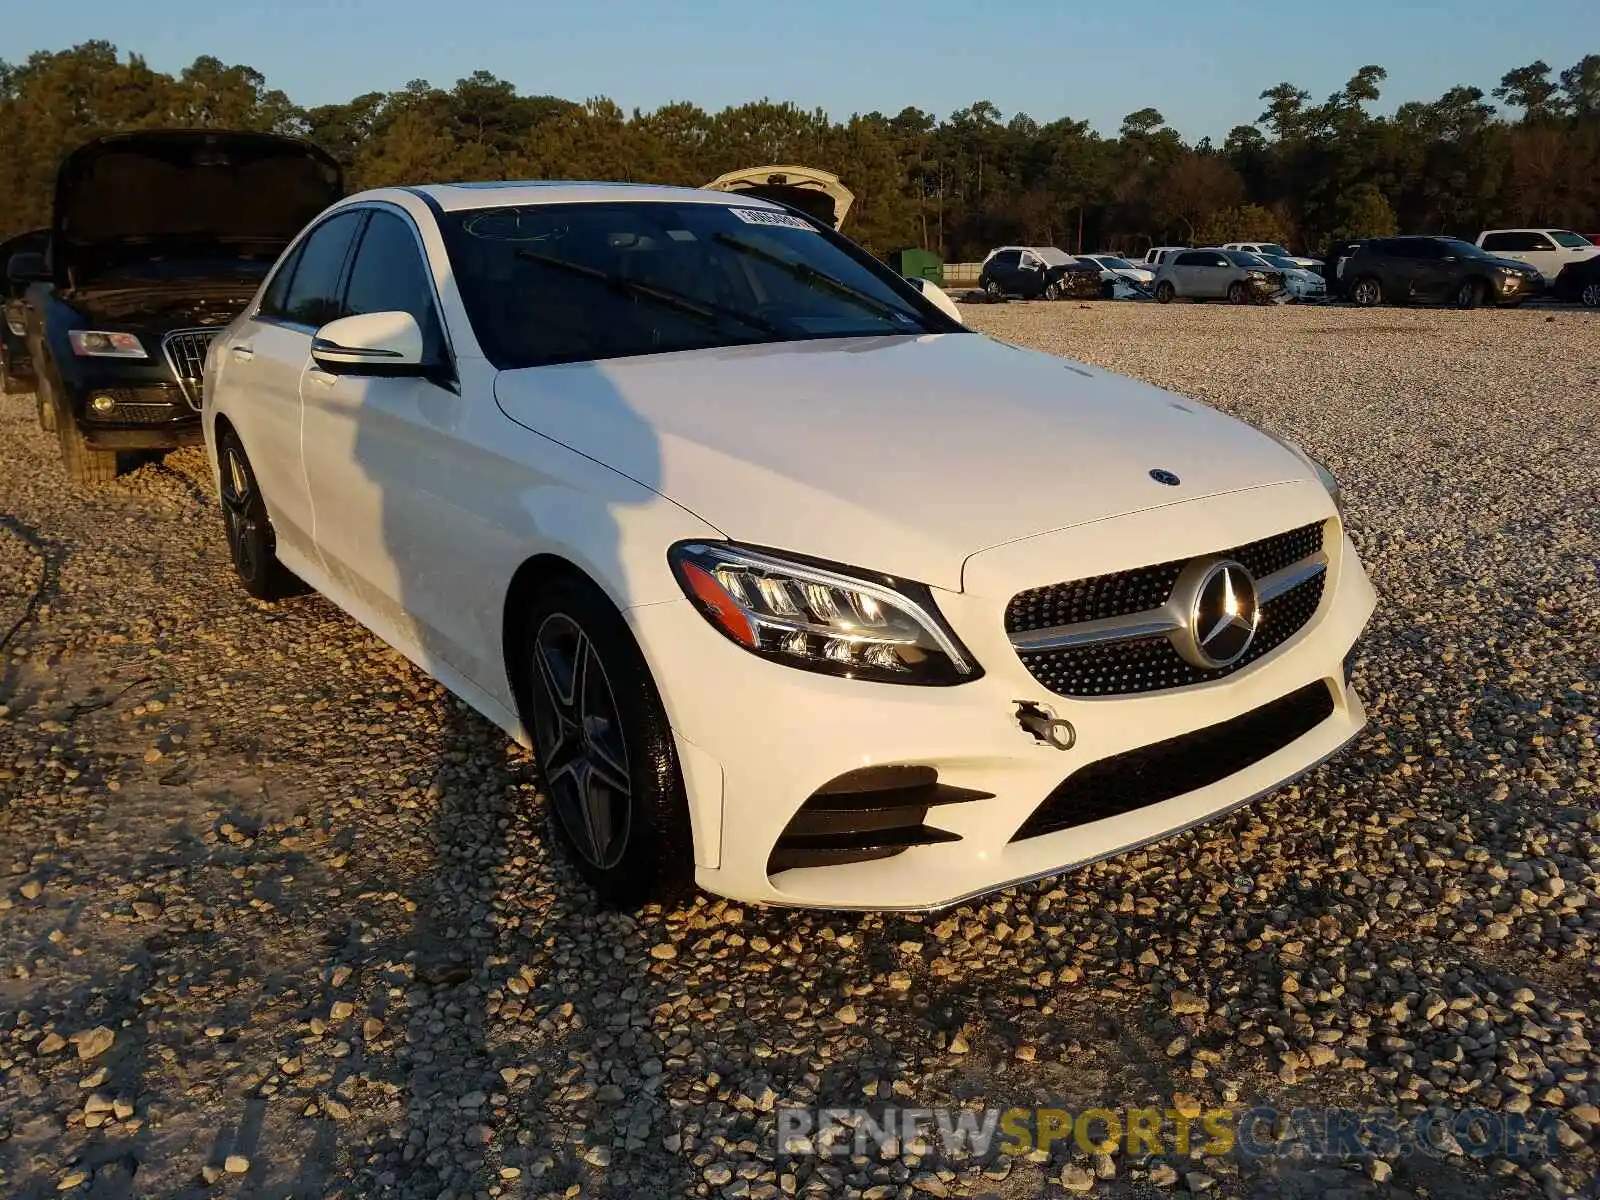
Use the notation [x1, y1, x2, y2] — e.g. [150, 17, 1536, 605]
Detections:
[201, 182, 1377, 911]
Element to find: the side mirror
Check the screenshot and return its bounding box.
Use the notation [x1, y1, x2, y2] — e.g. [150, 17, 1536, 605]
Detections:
[311, 311, 426, 375]
[906, 276, 965, 325]
[7, 252, 49, 283]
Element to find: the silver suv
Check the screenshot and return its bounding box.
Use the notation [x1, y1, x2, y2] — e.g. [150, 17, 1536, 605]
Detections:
[1154, 248, 1288, 304]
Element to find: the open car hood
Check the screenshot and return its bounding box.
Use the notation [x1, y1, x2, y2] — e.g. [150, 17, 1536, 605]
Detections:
[52, 129, 343, 288]
[702, 165, 855, 229]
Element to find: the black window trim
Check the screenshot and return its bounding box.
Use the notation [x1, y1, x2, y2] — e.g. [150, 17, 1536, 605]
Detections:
[251, 206, 366, 334]
[337, 201, 458, 380]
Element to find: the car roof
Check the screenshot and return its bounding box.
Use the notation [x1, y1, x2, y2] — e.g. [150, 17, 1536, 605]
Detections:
[354, 181, 788, 213]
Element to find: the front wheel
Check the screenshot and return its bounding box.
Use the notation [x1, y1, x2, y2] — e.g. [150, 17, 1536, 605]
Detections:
[983, 279, 1004, 300]
[35, 368, 58, 433]
[1455, 278, 1487, 310]
[1043, 280, 1063, 301]
[217, 428, 297, 600]
[1581, 281, 1600, 309]
[1155, 281, 1176, 304]
[520, 575, 694, 908]
[55, 386, 118, 486]
[1349, 277, 1383, 307]
[1226, 281, 1247, 304]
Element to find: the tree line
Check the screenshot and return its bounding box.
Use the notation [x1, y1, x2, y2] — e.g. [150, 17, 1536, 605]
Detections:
[2, 42, 1598, 260]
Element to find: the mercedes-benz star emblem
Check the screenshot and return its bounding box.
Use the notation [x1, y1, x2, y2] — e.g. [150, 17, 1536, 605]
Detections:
[1149, 468, 1181, 486]
[1172, 558, 1260, 669]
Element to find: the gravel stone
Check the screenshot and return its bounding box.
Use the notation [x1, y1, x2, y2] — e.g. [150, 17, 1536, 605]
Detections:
[1, 304, 1597, 1197]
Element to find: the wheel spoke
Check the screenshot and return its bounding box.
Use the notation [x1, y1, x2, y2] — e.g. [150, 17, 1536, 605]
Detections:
[580, 767, 616, 862]
[533, 636, 575, 713]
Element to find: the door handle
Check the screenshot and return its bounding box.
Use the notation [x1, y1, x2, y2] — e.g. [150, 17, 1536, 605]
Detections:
[231, 345, 254, 362]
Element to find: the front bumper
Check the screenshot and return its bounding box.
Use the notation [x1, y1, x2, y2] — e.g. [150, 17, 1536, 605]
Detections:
[59, 375, 201, 450]
[626, 487, 1378, 910]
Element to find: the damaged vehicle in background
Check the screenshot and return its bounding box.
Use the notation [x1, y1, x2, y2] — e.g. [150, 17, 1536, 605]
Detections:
[24, 129, 342, 484]
[1153, 248, 1287, 304]
[978, 246, 1104, 300]
[1342, 236, 1542, 310]
[702, 165, 855, 230]
[1259, 253, 1328, 302]
[2, 227, 49, 395]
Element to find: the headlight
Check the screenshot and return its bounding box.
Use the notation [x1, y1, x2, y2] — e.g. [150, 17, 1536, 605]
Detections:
[1258, 429, 1344, 515]
[668, 542, 980, 685]
[68, 330, 147, 358]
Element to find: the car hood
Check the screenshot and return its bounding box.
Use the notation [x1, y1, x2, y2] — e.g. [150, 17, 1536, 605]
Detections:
[492, 334, 1310, 592]
[52, 129, 343, 288]
[1483, 254, 1542, 274]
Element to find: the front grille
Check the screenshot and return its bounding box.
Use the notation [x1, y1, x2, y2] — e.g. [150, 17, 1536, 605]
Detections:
[161, 329, 220, 410]
[767, 765, 990, 875]
[1011, 680, 1335, 841]
[1008, 522, 1327, 697]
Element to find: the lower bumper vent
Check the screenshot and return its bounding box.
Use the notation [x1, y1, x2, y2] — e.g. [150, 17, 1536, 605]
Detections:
[767, 765, 990, 874]
[1011, 681, 1335, 842]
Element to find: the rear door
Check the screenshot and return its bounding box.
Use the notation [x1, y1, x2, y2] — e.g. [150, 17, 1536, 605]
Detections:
[219, 209, 364, 566]
[986, 250, 1023, 294]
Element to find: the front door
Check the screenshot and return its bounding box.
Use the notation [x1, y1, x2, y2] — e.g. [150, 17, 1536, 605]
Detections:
[298, 206, 475, 677]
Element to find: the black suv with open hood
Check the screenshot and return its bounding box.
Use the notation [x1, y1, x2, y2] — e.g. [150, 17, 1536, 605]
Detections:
[26, 129, 342, 484]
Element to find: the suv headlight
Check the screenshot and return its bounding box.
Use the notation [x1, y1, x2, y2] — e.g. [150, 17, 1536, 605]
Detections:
[68, 330, 147, 358]
[1258, 429, 1344, 515]
[669, 542, 980, 685]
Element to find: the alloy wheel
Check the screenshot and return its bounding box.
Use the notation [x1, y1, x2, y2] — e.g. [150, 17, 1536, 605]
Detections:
[1353, 279, 1379, 306]
[220, 444, 260, 581]
[530, 613, 632, 870]
[1582, 282, 1600, 309]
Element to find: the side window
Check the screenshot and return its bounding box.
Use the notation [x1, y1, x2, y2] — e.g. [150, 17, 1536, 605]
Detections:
[1523, 232, 1555, 250]
[1481, 233, 1514, 252]
[1413, 241, 1448, 260]
[342, 210, 445, 358]
[281, 211, 364, 328]
[1174, 252, 1207, 267]
[257, 243, 305, 319]
[990, 251, 1021, 271]
[1208, 253, 1230, 267]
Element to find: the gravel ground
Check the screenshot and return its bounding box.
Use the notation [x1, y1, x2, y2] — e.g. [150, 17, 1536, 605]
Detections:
[0, 302, 1597, 1200]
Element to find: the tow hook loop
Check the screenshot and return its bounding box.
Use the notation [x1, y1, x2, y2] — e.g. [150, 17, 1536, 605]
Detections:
[1015, 701, 1076, 751]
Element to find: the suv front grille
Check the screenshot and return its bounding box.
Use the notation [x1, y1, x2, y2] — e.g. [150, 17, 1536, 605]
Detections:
[161, 329, 221, 411]
[1012, 680, 1335, 841]
[1007, 522, 1328, 697]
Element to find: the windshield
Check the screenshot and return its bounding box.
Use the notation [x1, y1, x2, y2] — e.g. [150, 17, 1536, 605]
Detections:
[1261, 254, 1299, 270]
[1440, 237, 1493, 259]
[1096, 255, 1135, 270]
[1223, 250, 1273, 268]
[1551, 231, 1592, 248]
[1258, 244, 1291, 257]
[442, 201, 953, 368]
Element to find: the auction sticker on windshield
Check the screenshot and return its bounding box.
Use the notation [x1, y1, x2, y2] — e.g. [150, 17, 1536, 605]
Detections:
[728, 208, 816, 230]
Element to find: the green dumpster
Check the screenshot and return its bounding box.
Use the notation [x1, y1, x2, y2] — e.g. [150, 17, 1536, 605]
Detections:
[888, 247, 944, 286]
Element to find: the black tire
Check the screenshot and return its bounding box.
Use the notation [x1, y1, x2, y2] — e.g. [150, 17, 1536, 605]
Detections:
[1454, 278, 1487, 310]
[1155, 280, 1176, 304]
[35, 368, 58, 433]
[983, 278, 1003, 299]
[1043, 280, 1063, 301]
[517, 573, 694, 909]
[1, 360, 26, 396]
[1226, 281, 1247, 304]
[216, 427, 297, 601]
[1349, 276, 1383, 307]
[55, 381, 118, 485]
[1582, 282, 1600, 309]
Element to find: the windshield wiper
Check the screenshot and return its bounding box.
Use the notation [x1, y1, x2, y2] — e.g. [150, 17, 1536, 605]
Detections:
[512, 249, 781, 337]
[711, 233, 920, 327]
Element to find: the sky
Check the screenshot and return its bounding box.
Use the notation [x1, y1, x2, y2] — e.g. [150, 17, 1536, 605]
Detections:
[5, 0, 1599, 141]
